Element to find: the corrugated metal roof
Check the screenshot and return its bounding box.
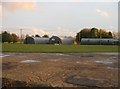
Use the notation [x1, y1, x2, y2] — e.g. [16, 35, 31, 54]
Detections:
[24, 37, 49, 44]
[81, 38, 119, 45]
[24, 36, 74, 44]
[49, 36, 74, 44]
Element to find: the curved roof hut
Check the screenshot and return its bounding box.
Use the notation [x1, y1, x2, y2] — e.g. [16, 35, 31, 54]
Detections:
[49, 36, 62, 44]
[49, 36, 74, 44]
[80, 38, 119, 45]
[24, 37, 49, 44]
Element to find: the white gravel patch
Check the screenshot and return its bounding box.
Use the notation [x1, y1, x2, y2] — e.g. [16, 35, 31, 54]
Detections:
[20, 60, 41, 63]
[0, 53, 10, 58]
[95, 60, 113, 64]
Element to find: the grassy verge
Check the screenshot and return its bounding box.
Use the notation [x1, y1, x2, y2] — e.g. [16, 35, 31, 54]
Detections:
[1, 43, 119, 53]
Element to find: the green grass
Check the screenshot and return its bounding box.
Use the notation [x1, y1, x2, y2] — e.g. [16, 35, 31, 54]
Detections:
[1, 43, 119, 53]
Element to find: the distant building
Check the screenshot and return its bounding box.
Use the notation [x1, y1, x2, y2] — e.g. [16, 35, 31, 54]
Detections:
[80, 38, 120, 45]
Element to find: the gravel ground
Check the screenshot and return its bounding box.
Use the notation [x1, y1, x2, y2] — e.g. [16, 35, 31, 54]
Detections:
[1, 52, 119, 88]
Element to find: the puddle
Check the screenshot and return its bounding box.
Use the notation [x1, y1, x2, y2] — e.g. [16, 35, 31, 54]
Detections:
[20, 60, 41, 63]
[107, 67, 118, 70]
[95, 60, 113, 64]
[0, 54, 10, 58]
[112, 57, 118, 60]
[55, 53, 65, 56]
[65, 76, 104, 87]
[55, 53, 69, 56]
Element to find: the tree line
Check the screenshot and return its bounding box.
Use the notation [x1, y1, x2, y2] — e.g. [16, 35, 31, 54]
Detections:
[1, 31, 19, 43]
[1, 31, 49, 43]
[0, 28, 116, 43]
[76, 28, 113, 43]
[25, 34, 49, 38]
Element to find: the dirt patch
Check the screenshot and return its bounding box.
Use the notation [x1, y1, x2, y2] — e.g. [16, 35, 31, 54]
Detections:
[2, 52, 119, 88]
[2, 62, 17, 70]
[2, 77, 52, 88]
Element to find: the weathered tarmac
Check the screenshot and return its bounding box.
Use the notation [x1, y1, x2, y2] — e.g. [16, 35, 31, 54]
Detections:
[1, 52, 119, 88]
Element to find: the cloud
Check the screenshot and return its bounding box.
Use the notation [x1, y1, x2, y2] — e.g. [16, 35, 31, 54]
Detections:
[53, 26, 75, 36]
[32, 28, 49, 36]
[96, 8, 109, 18]
[108, 26, 117, 32]
[0, 2, 36, 17]
[2, 26, 49, 35]
[1, 26, 75, 37]
[0, 3, 2, 17]
[2, 0, 117, 2]
[1, 0, 36, 2]
[3, 2, 36, 11]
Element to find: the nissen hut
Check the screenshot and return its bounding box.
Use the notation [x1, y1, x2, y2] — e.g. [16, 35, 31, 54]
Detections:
[24, 37, 49, 44]
[24, 36, 74, 44]
[49, 36, 74, 44]
[80, 38, 119, 45]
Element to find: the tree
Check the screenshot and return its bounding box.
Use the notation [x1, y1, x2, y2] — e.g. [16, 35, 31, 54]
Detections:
[31, 35, 34, 37]
[35, 34, 40, 37]
[76, 28, 113, 43]
[90, 28, 99, 38]
[2, 31, 8, 43]
[42, 34, 49, 38]
[2, 31, 19, 43]
[80, 28, 91, 38]
[113, 32, 120, 39]
[76, 32, 81, 43]
[108, 32, 113, 38]
[25, 34, 30, 38]
[99, 29, 113, 38]
[75, 28, 91, 43]
[11, 33, 19, 43]
[2, 31, 12, 43]
[0, 34, 2, 42]
[8, 34, 13, 43]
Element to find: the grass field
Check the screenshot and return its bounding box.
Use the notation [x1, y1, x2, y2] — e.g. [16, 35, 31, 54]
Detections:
[1, 43, 119, 53]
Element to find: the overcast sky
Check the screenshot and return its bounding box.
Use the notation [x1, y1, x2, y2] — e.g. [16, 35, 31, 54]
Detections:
[0, 0, 119, 37]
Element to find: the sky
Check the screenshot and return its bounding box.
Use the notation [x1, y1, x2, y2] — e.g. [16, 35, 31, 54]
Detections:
[0, 0, 119, 37]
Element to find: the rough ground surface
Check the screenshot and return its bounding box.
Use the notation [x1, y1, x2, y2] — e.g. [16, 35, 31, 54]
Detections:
[1, 52, 119, 88]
